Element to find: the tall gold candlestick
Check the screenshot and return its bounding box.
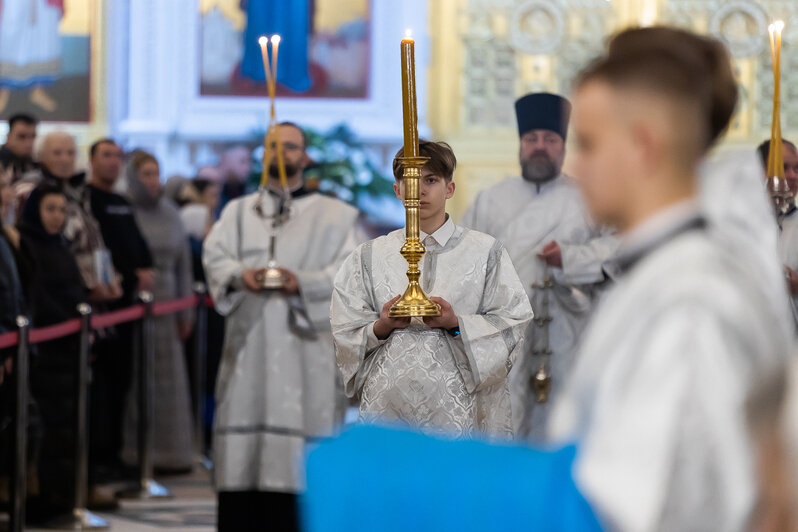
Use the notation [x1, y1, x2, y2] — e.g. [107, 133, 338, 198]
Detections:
[257, 34, 289, 189]
[767, 21, 785, 179]
[390, 30, 440, 318]
[766, 21, 791, 214]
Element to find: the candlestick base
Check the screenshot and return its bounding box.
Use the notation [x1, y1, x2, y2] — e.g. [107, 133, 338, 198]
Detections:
[257, 261, 285, 290]
[389, 281, 441, 318]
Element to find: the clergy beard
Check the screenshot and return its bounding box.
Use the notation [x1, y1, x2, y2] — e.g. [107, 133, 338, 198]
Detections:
[521, 152, 560, 184]
[268, 163, 299, 179]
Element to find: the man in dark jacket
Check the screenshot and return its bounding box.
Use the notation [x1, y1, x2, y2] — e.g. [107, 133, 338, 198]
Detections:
[86, 138, 154, 487]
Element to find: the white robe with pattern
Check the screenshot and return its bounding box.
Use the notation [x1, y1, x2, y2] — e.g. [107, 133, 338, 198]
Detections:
[331, 223, 533, 438]
[203, 191, 361, 493]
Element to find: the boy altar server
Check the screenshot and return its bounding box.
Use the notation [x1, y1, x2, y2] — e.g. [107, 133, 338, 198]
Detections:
[331, 141, 533, 437]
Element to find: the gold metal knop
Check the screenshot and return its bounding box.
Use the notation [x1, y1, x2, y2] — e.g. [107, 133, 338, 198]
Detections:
[389, 156, 441, 318]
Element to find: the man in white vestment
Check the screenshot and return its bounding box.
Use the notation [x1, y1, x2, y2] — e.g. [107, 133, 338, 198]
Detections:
[203, 122, 362, 531]
[549, 27, 790, 532]
[331, 140, 533, 438]
[757, 138, 798, 329]
[461, 93, 617, 441]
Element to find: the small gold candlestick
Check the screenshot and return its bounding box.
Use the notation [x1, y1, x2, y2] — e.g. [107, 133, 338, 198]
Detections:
[389, 155, 441, 317]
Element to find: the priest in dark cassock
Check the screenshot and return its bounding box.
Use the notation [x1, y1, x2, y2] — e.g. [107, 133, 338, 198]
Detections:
[461, 93, 617, 441]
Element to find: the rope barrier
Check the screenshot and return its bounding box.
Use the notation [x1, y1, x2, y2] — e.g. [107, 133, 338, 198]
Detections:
[0, 294, 215, 350]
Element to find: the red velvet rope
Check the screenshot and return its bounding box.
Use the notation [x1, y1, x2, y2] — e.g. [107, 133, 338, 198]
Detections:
[0, 331, 19, 350]
[152, 295, 198, 316]
[0, 293, 214, 350]
[91, 305, 146, 330]
[29, 319, 82, 344]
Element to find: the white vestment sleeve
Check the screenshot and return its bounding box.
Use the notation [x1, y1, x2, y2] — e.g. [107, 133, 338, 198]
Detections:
[296, 222, 363, 330]
[446, 244, 534, 394]
[331, 242, 383, 398]
[575, 304, 755, 532]
[555, 229, 618, 286]
[202, 199, 247, 316]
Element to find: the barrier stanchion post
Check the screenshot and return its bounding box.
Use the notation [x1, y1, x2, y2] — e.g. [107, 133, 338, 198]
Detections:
[10, 316, 29, 532]
[192, 283, 211, 470]
[49, 303, 109, 530]
[118, 291, 170, 500]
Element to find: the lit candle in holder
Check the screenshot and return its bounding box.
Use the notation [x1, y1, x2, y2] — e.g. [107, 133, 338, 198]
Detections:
[767, 20, 792, 215]
[257, 34, 288, 189]
[767, 21, 785, 180]
[389, 28, 441, 318]
[401, 29, 419, 158]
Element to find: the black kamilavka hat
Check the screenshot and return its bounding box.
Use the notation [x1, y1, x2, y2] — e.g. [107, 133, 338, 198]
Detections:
[514, 93, 572, 140]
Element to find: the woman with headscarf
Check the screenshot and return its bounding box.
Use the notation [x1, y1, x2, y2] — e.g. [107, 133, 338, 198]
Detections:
[124, 151, 195, 472]
[17, 183, 86, 522]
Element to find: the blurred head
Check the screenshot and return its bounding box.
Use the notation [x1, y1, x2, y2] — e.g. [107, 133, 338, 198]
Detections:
[219, 145, 252, 183]
[39, 132, 77, 180]
[757, 139, 798, 192]
[5, 114, 37, 159]
[572, 26, 737, 231]
[39, 189, 67, 235]
[131, 152, 161, 198]
[392, 140, 456, 226]
[196, 165, 223, 183]
[89, 138, 123, 186]
[192, 178, 220, 210]
[266, 122, 309, 182]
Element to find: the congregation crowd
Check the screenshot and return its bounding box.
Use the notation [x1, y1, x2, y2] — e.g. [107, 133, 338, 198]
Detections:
[0, 113, 257, 523]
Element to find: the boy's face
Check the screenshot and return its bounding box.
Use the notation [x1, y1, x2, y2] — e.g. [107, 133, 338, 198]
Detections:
[572, 80, 638, 230]
[394, 169, 455, 224]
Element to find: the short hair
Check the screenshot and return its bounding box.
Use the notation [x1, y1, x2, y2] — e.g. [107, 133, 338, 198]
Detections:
[392, 140, 457, 181]
[36, 183, 66, 200]
[8, 113, 37, 131]
[577, 26, 737, 158]
[277, 121, 308, 149]
[130, 151, 159, 172]
[190, 178, 215, 195]
[756, 138, 797, 169]
[90, 137, 118, 159]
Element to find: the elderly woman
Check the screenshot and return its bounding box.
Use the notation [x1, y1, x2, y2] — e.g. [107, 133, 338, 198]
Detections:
[21, 132, 121, 301]
[124, 150, 195, 472]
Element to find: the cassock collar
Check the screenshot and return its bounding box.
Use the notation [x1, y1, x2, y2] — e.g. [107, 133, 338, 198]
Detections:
[266, 181, 314, 200]
[610, 199, 706, 275]
[523, 173, 568, 195]
[420, 214, 455, 248]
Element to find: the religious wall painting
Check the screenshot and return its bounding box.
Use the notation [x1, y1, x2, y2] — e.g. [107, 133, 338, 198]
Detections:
[199, 0, 371, 99]
[0, 0, 93, 122]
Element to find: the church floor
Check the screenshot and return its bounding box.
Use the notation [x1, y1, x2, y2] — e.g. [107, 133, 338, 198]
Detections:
[28, 468, 217, 532]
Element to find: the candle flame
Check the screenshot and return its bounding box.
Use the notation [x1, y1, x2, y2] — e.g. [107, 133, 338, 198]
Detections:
[271, 34, 281, 46]
[258, 35, 269, 46]
[405, 28, 413, 39]
[775, 20, 785, 33]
